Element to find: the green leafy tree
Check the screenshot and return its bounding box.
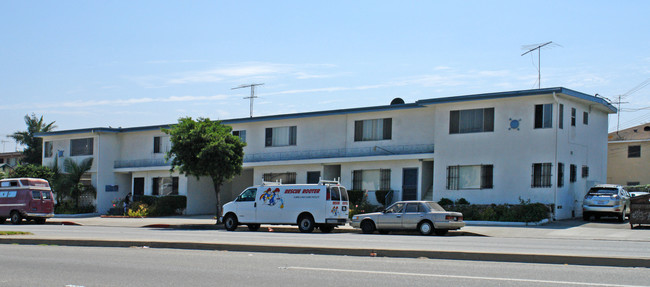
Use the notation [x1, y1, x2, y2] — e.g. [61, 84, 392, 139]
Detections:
[163, 117, 245, 222]
[8, 114, 57, 165]
[62, 157, 94, 210]
[8, 164, 55, 182]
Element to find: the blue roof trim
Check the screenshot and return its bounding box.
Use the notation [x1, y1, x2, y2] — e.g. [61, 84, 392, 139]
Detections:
[417, 87, 617, 113]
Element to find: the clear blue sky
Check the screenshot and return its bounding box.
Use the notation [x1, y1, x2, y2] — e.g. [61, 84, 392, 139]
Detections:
[2, 1, 650, 152]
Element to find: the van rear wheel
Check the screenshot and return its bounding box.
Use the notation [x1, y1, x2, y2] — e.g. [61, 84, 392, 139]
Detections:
[10, 212, 22, 225]
[298, 214, 315, 233]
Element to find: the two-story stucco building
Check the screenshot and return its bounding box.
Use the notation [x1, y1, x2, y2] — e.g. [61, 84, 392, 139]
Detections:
[607, 123, 650, 186]
[38, 87, 616, 219]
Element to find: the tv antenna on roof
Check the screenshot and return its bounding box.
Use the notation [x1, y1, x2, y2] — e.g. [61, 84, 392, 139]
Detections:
[232, 83, 264, 118]
[521, 41, 560, 89]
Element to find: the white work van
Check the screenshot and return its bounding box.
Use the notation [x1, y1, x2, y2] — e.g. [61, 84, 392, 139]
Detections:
[221, 180, 349, 233]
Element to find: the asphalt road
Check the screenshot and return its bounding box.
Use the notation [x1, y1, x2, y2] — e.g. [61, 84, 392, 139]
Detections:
[1, 245, 648, 287]
[3, 223, 650, 260]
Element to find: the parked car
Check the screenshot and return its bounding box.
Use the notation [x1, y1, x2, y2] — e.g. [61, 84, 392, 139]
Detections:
[582, 184, 631, 222]
[0, 178, 55, 224]
[629, 191, 649, 198]
[351, 201, 464, 236]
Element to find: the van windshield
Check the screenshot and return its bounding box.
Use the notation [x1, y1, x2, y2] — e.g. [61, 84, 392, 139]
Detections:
[339, 187, 349, 201]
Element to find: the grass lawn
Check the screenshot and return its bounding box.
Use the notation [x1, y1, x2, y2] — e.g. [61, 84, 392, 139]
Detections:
[0, 231, 32, 235]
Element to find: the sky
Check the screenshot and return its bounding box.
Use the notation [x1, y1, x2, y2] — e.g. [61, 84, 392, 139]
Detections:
[2, 1, 650, 152]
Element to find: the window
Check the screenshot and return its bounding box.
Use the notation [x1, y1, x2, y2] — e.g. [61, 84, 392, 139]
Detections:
[447, 165, 493, 190]
[31, 191, 42, 200]
[352, 169, 391, 190]
[627, 181, 640, 186]
[557, 163, 564, 187]
[570, 164, 577, 183]
[236, 188, 257, 202]
[232, 130, 247, 143]
[404, 203, 423, 213]
[582, 165, 589, 178]
[307, 171, 321, 184]
[571, 108, 576, 126]
[263, 172, 296, 184]
[265, 126, 297, 147]
[70, 138, 93, 156]
[532, 163, 552, 188]
[628, 145, 641, 158]
[583, 112, 589, 125]
[153, 136, 170, 154]
[44, 141, 53, 158]
[449, 108, 494, 134]
[559, 104, 564, 129]
[152, 177, 179, 196]
[354, 118, 392, 141]
[534, 104, 553, 129]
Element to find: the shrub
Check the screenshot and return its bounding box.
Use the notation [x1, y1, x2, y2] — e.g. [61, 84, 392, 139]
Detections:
[349, 191, 380, 219]
[131, 195, 187, 217]
[374, 190, 392, 206]
[455, 198, 470, 205]
[347, 190, 364, 206]
[128, 203, 149, 217]
[441, 198, 550, 223]
[438, 197, 454, 207]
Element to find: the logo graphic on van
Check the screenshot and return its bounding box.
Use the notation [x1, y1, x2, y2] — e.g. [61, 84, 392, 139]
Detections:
[331, 206, 339, 216]
[260, 188, 285, 209]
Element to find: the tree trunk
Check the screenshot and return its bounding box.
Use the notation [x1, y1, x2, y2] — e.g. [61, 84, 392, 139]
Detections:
[212, 177, 223, 224]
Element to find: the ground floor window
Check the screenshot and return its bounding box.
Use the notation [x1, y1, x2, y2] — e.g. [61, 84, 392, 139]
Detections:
[532, 163, 552, 188]
[263, 172, 296, 184]
[306, 171, 321, 184]
[352, 169, 390, 190]
[152, 177, 179, 196]
[446, 165, 493, 190]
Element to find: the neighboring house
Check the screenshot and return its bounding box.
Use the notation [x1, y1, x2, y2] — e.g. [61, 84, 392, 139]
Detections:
[37, 87, 616, 219]
[0, 152, 24, 173]
[607, 123, 650, 186]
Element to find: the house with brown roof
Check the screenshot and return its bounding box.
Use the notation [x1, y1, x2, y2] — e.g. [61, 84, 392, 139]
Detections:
[607, 123, 650, 185]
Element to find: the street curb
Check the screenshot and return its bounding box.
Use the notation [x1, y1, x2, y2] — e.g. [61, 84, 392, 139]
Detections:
[1, 237, 648, 268]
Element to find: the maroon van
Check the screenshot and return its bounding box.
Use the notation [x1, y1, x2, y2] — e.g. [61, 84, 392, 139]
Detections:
[0, 178, 55, 224]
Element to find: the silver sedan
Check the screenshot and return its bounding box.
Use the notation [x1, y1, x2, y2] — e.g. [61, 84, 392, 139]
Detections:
[351, 201, 464, 235]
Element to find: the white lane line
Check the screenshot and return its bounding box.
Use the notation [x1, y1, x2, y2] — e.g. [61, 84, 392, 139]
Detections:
[281, 266, 645, 287]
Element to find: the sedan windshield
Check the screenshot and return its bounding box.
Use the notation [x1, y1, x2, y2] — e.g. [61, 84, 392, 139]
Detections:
[425, 202, 446, 212]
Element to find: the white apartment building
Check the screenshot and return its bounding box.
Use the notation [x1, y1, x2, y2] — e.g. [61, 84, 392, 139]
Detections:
[38, 87, 616, 219]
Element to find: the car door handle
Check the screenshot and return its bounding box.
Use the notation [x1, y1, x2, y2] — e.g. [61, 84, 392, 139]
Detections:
[254, 202, 257, 207]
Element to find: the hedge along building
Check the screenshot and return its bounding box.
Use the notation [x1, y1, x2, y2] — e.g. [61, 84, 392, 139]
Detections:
[37, 87, 616, 219]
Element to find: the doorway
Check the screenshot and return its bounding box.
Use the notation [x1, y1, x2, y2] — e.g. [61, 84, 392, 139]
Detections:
[402, 168, 418, 201]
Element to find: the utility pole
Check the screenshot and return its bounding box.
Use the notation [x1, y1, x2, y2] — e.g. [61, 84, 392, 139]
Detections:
[521, 41, 554, 89]
[232, 83, 264, 118]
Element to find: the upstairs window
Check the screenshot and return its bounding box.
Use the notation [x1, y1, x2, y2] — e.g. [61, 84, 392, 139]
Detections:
[559, 104, 564, 129]
[628, 145, 641, 158]
[70, 138, 93, 156]
[571, 108, 576, 126]
[153, 136, 170, 154]
[232, 130, 247, 143]
[570, 164, 577, 183]
[354, 118, 392, 141]
[583, 112, 589, 125]
[532, 163, 552, 188]
[534, 104, 553, 129]
[582, 165, 589, 178]
[44, 141, 53, 158]
[449, 108, 494, 134]
[265, 126, 297, 147]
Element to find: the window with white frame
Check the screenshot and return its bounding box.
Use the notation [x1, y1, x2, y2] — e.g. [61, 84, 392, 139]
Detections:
[152, 177, 179, 196]
[265, 126, 297, 147]
[354, 118, 392, 141]
[232, 130, 246, 143]
[153, 136, 171, 154]
[44, 141, 53, 158]
[70, 138, 94, 156]
[534, 104, 553, 129]
[352, 169, 391, 190]
[446, 165, 493, 190]
[532, 163, 552, 188]
[263, 172, 296, 184]
[449, 108, 494, 134]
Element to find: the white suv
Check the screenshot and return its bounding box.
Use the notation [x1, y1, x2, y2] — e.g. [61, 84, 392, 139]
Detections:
[582, 184, 631, 222]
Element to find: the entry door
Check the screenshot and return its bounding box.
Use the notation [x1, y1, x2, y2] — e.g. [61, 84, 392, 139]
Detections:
[133, 178, 144, 201]
[402, 168, 418, 201]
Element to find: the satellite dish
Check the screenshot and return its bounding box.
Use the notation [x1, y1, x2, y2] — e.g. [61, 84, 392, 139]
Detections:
[390, 98, 405, 105]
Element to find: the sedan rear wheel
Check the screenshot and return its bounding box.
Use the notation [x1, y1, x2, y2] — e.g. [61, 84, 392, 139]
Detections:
[418, 221, 433, 235]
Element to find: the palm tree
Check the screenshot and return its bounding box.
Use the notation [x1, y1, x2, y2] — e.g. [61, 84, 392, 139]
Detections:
[8, 114, 57, 165]
[63, 157, 94, 210]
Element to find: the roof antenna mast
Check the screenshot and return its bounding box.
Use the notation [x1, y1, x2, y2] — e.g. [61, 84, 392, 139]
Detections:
[521, 41, 556, 89]
[232, 83, 264, 118]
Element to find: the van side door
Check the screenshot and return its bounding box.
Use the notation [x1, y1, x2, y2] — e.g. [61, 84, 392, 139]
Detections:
[234, 188, 257, 223]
